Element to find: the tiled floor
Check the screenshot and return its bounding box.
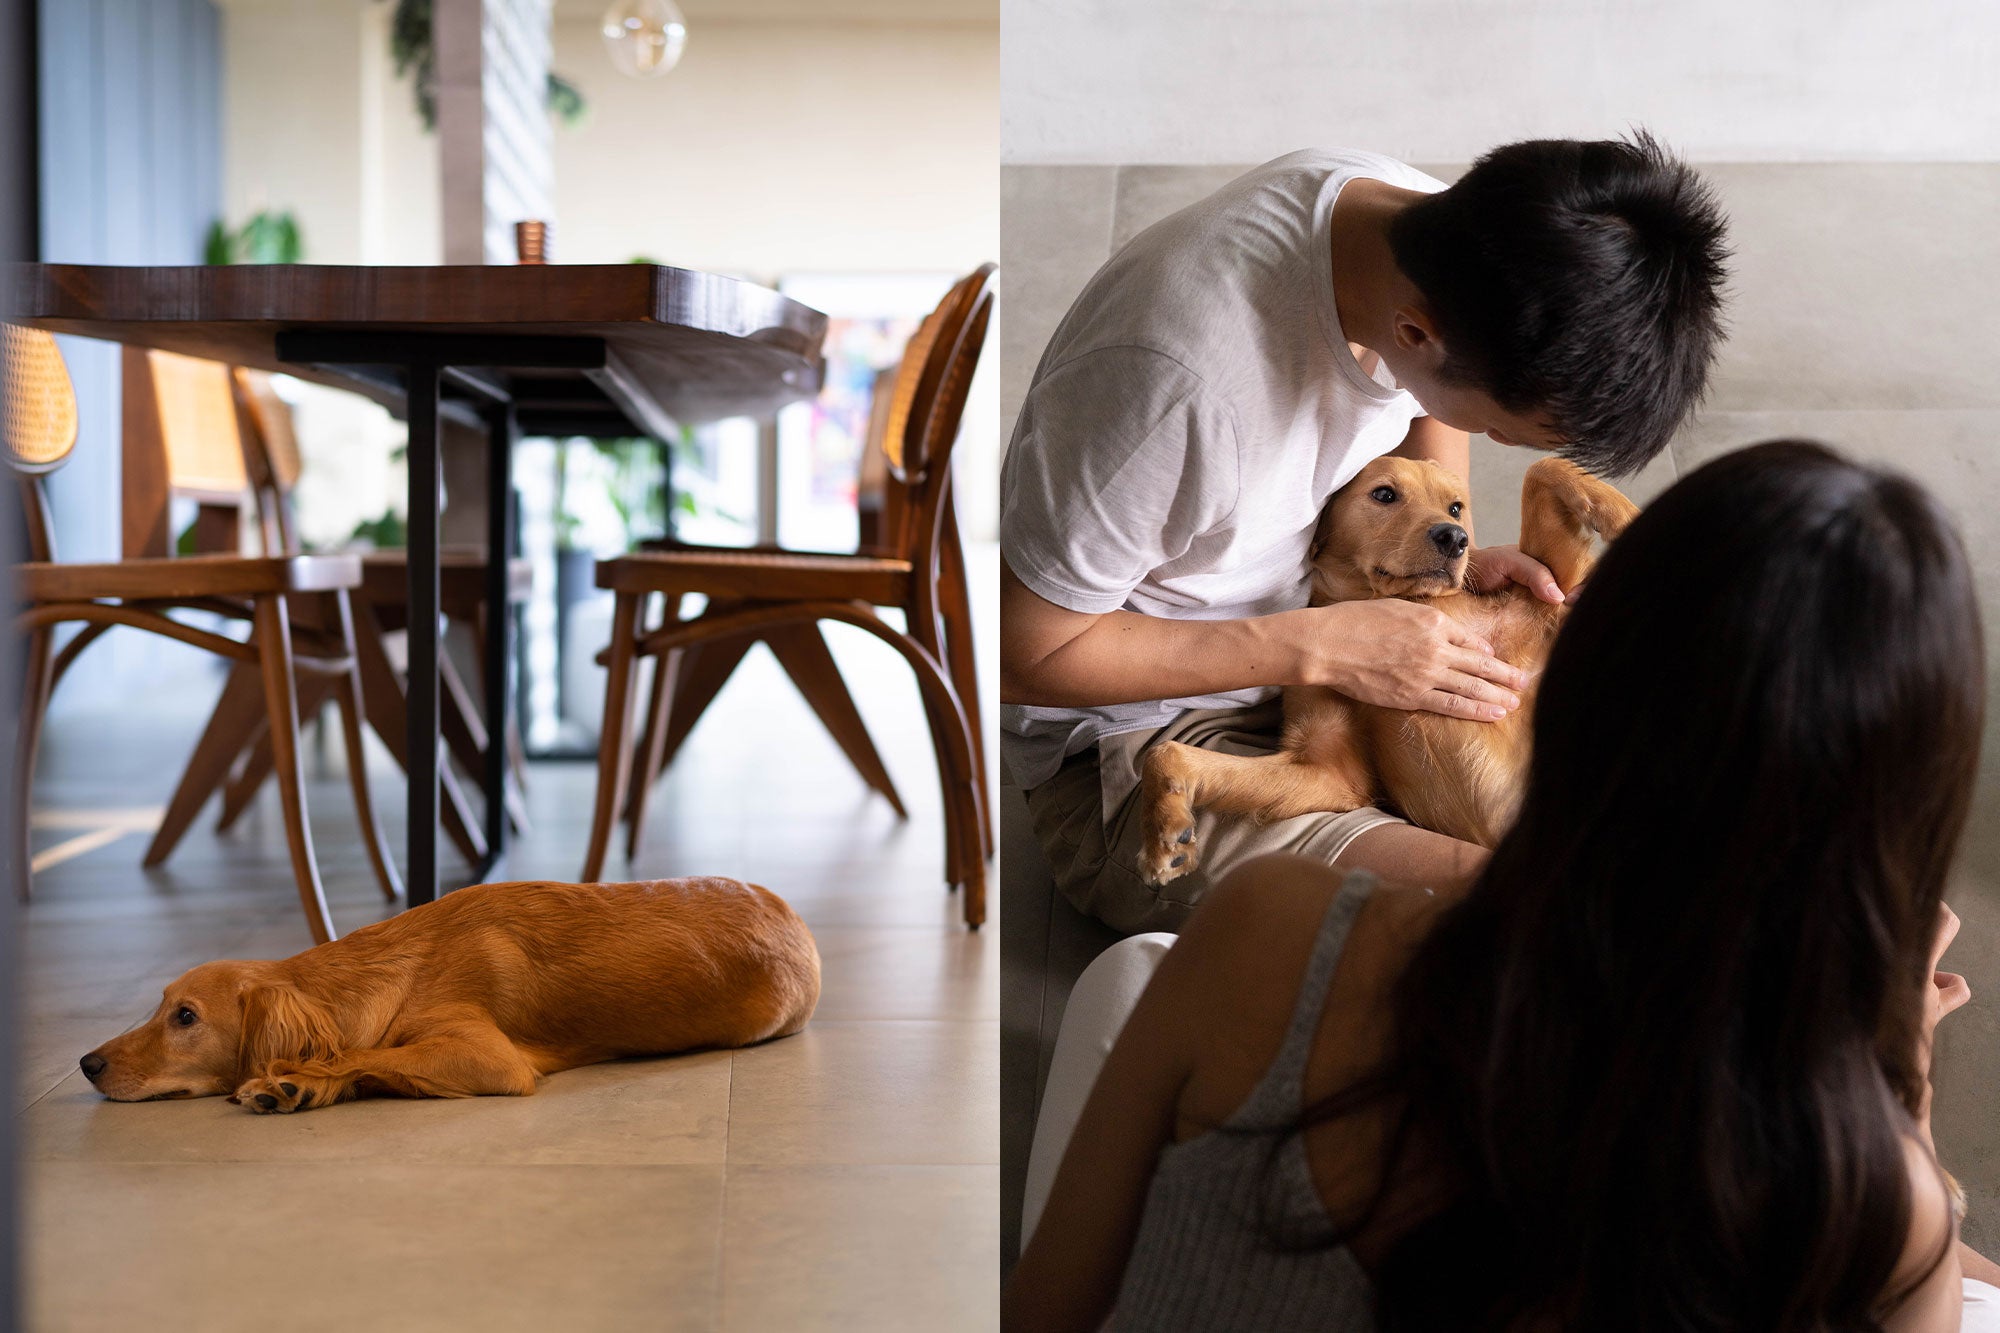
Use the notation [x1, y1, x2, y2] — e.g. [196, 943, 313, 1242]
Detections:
[16, 547, 999, 1332]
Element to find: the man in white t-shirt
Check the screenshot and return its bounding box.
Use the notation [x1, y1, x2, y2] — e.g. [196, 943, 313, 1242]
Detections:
[1000, 133, 1730, 933]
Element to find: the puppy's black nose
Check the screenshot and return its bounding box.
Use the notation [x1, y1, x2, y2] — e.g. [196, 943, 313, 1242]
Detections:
[79, 1053, 106, 1082]
[1429, 523, 1470, 559]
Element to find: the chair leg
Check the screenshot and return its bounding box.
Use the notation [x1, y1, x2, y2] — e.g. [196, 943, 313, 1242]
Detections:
[352, 602, 487, 867]
[655, 632, 755, 776]
[766, 622, 908, 818]
[215, 675, 337, 834]
[439, 645, 486, 785]
[900, 635, 986, 929]
[623, 648, 679, 863]
[252, 594, 337, 945]
[13, 625, 53, 901]
[146, 659, 268, 866]
[330, 590, 403, 903]
[581, 591, 643, 883]
[439, 646, 529, 836]
[215, 723, 271, 835]
[475, 601, 534, 799]
[937, 502, 992, 857]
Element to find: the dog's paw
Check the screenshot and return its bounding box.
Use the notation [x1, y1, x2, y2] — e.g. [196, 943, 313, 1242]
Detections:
[230, 1070, 322, 1114]
[1138, 745, 1203, 885]
[1139, 798, 1201, 885]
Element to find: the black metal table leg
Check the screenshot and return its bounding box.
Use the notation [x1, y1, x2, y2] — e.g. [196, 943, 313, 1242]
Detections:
[482, 403, 516, 870]
[405, 361, 442, 906]
[271, 329, 611, 908]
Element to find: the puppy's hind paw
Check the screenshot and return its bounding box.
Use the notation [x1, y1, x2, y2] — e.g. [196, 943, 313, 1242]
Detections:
[1139, 817, 1200, 886]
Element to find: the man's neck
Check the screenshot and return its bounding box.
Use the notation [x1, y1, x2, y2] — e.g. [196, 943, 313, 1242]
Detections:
[1329, 176, 1423, 364]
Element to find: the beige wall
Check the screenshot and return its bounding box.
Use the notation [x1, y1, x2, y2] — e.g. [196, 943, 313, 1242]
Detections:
[551, 16, 1002, 535]
[549, 17, 997, 274]
[220, 0, 440, 265]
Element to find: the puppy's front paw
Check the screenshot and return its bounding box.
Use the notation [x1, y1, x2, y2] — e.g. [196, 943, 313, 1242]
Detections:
[231, 1068, 326, 1114]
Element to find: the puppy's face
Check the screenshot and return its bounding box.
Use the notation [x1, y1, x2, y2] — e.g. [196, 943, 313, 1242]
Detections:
[80, 962, 259, 1101]
[1313, 456, 1472, 600]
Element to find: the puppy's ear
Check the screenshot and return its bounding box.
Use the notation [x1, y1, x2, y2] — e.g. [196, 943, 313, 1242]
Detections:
[237, 985, 342, 1074]
[1309, 498, 1343, 564]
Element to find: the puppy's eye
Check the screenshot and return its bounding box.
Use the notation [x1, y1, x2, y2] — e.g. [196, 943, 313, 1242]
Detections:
[174, 1006, 198, 1027]
[1448, 502, 1463, 518]
[1370, 486, 1397, 504]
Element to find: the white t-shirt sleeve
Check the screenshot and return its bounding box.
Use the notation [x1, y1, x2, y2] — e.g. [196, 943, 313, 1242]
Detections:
[1001, 344, 1239, 615]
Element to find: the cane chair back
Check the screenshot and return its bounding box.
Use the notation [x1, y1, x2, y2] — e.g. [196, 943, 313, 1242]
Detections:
[117, 348, 254, 558]
[2, 324, 79, 476]
[145, 350, 249, 499]
[877, 265, 996, 565]
[3, 324, 80, 563]
[231, 369, 305, 556]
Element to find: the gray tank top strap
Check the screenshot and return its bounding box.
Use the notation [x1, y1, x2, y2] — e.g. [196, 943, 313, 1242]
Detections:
[1226, 870, 1378, 1130]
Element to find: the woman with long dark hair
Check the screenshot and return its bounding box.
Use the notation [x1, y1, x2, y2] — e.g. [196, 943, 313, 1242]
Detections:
[1005, 440, 1997, 1330]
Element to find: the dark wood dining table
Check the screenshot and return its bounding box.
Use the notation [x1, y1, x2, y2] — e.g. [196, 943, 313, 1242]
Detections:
[2, 261, 829, 905]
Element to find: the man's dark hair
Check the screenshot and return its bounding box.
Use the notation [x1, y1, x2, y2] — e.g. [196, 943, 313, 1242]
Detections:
[1386, 130, 1730, 477]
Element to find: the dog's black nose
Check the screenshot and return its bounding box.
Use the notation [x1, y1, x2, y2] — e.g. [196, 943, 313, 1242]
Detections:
[79, 1053, 106, 1082]
[1429, 523, 1469, 559]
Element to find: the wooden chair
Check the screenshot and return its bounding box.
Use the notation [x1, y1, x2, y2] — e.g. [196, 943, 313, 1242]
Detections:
[582, 264, 995, 927]
[611, 362, 911, 863]
[146, 367, 531, 872]
[4, 327, 396, 943]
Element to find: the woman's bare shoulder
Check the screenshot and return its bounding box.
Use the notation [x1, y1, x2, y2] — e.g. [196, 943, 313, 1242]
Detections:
[1164, 857, 1446, 1126]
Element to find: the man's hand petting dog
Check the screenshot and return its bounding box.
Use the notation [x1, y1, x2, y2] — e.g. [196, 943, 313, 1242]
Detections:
[1467, 544, 1566, 604]
[1304, 599, 1530, 722]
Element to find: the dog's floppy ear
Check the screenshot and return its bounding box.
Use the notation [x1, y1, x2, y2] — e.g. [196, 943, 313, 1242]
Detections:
[237, 984, 343, 1075]
[1309, 498, 1343, 564]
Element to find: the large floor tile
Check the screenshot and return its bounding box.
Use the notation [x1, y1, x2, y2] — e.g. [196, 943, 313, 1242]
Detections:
[23, 1050, 734, 1167]
[719, 1164, 997, 1333]
[16, 1018, 119, 1113]
[24, 1161, 727, 1333]
[726, 1020, 997, 1166]
[806, 924, 998, 1022]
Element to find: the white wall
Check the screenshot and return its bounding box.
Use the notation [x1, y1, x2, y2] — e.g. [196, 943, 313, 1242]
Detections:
[1002, 0, 2000, 165]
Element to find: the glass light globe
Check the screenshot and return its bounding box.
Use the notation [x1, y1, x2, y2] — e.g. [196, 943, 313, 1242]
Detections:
[601, 0, 687, 79]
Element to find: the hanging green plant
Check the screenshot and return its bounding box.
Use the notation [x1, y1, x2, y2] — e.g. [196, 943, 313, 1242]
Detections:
[382, 0, 590, 132]
[204, 211, 304, 265]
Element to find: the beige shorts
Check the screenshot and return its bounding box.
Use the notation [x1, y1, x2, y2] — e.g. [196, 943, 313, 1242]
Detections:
[1020, 700, 1404, 935]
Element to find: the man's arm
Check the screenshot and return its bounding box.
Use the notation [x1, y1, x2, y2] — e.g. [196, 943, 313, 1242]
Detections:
[1393, 414, 1471, 490]
[1001, 561, 1526, 718]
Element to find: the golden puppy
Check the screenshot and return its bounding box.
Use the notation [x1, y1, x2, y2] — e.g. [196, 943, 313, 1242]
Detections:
[80, 877, 820, 1112]
[1140, 455, 1637, 880]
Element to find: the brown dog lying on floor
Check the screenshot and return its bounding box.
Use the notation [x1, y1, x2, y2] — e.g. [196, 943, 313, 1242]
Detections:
[1140, 455, 1638, 882]
[79, 877, 821, 1112]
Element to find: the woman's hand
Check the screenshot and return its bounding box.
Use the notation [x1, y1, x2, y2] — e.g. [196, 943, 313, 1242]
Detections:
[1468, 544, 1565, 603]
[1301, 600, 1528, 721]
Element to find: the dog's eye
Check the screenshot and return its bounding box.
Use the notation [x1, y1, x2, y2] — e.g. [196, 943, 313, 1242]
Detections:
[174, 1006, 198, 1027]
[1370, 486, 1397, 504]
[1449, 502, 1463, 518]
